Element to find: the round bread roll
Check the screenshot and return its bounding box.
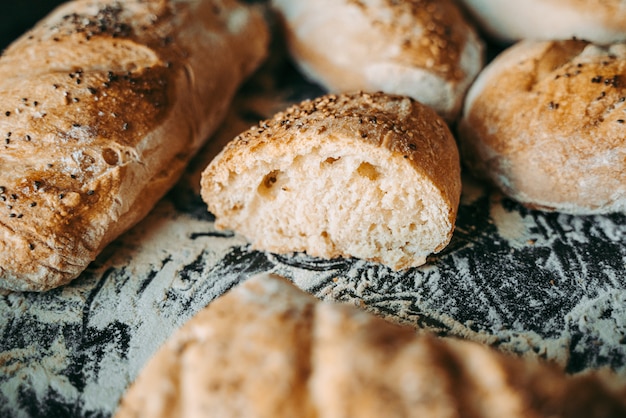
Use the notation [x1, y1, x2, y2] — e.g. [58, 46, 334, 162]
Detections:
[458, 0, 626, 44]
[269, 0, 484, 122]
[459, 39, 626, 214]
[201, 92, 462, 270]
[114, 273, 626, 418]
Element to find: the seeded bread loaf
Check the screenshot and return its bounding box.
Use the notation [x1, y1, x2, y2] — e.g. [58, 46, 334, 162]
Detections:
[0, 0, 269, 291]
[457, 0, 626, 44]
[270, 0, 484, 122]
[459, 39, 626, 214]
[114, 273, 626, 418]
[201, 91, 461, 270]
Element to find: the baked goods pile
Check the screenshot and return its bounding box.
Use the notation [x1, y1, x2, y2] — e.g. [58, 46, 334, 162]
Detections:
[0, 0, 625, 416]
[114, 274, 626, 418]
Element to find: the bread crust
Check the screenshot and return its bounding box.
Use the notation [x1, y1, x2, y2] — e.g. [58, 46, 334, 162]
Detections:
[0, 0, 269, 291]
[114, 273, 626, 418]
[458, 0, 626, 44]
[201, 91, 461, 269]
[270, 0, 484, 122]
[459, 40, 626, 214]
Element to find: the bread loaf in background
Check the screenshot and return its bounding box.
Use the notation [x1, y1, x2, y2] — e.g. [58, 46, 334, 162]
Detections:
[114, 273, 626, 418]
[0, 0, 269, 292]
[459, 39, 626, 214]
[457, 0, 626, 44]
[270, 0, 484, 122]
[201, 91, 462, 271]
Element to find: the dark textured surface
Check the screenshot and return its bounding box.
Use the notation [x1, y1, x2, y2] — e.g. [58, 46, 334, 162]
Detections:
[1, 2, 625, 418]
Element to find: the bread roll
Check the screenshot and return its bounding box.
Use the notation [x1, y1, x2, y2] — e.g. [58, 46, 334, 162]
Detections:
[114, 273, 626, 418]
[201, 92, 462, 270]
[270, 0, 484, 122]
[459, 40, 626, 214]
[0, 0, 269, 291]
[458, 0, 626, 44]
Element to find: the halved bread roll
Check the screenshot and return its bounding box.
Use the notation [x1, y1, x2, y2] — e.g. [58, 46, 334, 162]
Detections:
[0, 0, 269, 291]
[459, 39, 626, 214]
[270, 0, 484, 122]
[201, 92, 462, 270]
[114, 273, 626, 418]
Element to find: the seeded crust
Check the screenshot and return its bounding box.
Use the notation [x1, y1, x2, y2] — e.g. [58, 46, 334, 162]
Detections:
[201, 91, 461, 270]
[458, 0, 626, 44]
[459, 40, 626, 214]
[0, 0, 269, 292]
[270, 0, 484, 122]
[114, 273, 626, 418]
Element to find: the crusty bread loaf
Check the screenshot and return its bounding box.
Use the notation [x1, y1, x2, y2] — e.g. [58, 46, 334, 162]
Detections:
[458, 0, 626, 44]
[114, 273, 626, 418]
[201, 91, 462, 270]
[459, 39, 626, 214]
[269, 0, 484, 122]
[0, 0, 269, 291]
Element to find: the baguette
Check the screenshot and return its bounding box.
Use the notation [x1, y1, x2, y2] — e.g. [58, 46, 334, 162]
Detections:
[114, 273, 626, 418]
[0, 0, 269, 291]
[201, 91, 462, 270]
[270, 0, 484, 122]
[459, 39, 626, 214]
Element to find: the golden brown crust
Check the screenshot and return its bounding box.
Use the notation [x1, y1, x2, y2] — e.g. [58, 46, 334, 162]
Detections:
[0, 0, 269, 291]
[115, 274, 319, 418]
[342, 0, 470, 81]
[459, 40, 626, 214]
[114, 273, 626, 418]
[270, 0, 484, 122]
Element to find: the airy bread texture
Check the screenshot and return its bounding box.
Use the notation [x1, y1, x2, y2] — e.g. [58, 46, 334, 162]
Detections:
[114, 273, 626, 418]
[270, 0, 484, 122]
[459, 40, 626, 214]
[0, 0, 269, 291]
[458, 0, 626, 44]
[201, 92, 462, 270]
